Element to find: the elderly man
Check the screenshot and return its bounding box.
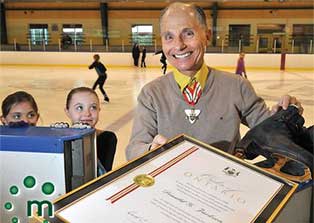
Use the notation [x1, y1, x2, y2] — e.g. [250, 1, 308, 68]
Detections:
[126, 2, 302, 160]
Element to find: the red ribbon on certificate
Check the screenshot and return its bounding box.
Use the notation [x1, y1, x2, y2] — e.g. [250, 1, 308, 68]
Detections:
[106, 146, 199, 204]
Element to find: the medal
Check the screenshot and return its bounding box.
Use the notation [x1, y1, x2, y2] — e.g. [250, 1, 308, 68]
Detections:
[182, 79, 202, 124]
[185, 107, 201, 124]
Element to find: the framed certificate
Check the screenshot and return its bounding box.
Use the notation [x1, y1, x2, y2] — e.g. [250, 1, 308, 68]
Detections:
[44, 134, 297, 223]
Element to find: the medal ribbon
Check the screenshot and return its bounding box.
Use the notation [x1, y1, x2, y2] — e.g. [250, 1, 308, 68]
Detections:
[182, 79, 202, 106]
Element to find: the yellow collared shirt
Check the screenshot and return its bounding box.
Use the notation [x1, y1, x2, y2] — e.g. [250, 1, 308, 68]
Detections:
[173, 63, 209, 92]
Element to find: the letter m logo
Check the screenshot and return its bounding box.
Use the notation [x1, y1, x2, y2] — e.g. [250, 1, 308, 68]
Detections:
[27, 200, 54, 217]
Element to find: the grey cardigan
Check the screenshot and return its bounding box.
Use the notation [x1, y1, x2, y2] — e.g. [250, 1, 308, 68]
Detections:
[126, 68, 271, 160]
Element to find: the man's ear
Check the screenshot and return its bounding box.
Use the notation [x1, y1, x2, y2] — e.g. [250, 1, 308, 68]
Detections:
[206, 29, 211, 41]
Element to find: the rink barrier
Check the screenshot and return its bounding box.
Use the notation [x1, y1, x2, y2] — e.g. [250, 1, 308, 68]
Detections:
[0, 52, 313, 70]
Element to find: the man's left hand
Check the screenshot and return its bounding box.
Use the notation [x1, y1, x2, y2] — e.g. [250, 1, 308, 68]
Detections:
[151, 134, 168, 150]
[271, 95, 303, 115]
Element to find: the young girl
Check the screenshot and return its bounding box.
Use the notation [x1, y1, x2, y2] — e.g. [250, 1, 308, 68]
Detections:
[64, 87, 117, 172]
[235, 52, 247, 79]
[1, 91, 40, 126]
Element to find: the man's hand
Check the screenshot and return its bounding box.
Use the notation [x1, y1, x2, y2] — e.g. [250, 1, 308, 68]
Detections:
[151, 134, 168, 150]
[271, 95, 303, 115]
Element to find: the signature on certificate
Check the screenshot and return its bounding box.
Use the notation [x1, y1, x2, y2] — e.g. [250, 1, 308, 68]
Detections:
[183, 172, 246, 204]
[162, 190, 194, 207]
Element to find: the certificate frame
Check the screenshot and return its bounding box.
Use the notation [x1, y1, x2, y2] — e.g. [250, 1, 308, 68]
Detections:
[42, 134, 297, 223]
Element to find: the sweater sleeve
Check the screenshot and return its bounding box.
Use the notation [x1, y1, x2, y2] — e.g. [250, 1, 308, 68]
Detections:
[125, 86, 158, 161]
[238, 78, 271, 128]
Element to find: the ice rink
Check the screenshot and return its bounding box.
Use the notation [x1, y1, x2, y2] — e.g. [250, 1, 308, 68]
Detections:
[1, 65, 313, 168]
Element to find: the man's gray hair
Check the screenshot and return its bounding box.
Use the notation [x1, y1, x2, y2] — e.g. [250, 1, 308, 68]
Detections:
[159, 3, 207, 30]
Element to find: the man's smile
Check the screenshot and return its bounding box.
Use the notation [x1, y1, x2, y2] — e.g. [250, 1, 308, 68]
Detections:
[173, 52, 192, 59]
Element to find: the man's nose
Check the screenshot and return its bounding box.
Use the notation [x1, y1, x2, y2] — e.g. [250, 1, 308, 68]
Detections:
[173, 36, 187, 51]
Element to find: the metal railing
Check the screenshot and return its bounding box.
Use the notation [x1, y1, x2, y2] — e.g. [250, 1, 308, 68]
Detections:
[3, 38, 313, 54]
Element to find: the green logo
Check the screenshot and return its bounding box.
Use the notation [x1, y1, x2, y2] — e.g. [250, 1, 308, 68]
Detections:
[4, 176, 55, 223]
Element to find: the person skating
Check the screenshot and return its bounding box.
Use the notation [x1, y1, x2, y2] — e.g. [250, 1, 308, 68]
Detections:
[89, 54, 110, 102]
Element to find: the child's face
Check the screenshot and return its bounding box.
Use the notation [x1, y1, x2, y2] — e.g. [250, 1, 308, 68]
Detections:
[1, 101, 39, 126]
[65, 92, 100, 128]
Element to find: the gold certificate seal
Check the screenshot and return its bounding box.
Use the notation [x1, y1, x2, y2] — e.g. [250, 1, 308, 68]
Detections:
[133, 174, 155, 187]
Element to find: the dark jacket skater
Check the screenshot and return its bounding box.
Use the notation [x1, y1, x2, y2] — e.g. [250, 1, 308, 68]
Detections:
[141, 47, 147, 68]
[89, 54, 109, 102]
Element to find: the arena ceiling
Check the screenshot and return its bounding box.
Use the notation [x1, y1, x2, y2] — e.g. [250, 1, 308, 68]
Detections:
[2, 0, 313, 2]
[2, 0, 313, 10]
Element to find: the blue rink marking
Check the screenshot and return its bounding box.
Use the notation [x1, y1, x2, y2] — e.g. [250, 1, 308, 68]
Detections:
[0, 126, 95, 153]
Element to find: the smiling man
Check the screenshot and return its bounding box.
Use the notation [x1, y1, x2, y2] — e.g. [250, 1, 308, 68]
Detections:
[125, 2, 302, 160]
[160, 3, 209, 77]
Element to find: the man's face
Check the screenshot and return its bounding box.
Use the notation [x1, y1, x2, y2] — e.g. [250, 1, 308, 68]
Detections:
[160, 5, 209, 77]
